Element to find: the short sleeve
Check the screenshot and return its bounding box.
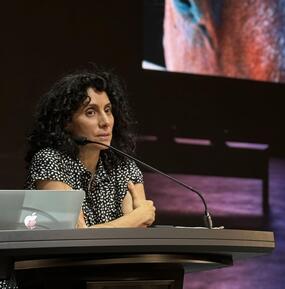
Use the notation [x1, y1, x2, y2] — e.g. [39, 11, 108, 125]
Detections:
[27, 148, 74, 189]
[127, 160, 144, 184]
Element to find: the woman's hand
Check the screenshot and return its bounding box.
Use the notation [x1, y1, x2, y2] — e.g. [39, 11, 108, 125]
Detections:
[132, 200, 156, 227]
[76, 208, 87, 228]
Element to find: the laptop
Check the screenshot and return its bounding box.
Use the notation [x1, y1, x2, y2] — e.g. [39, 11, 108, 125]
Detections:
[0, 190, 85, 230]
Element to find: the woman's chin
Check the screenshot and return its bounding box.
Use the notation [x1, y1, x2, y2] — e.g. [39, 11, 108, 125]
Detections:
[99, 144, 109, 150]
[94, 140, 111, 150]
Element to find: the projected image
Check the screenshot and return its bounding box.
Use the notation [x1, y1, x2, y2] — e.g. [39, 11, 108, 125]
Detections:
[143, 0, 285, 83]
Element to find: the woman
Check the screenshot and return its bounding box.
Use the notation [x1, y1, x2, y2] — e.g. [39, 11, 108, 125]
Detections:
[25, 67, 156, 228]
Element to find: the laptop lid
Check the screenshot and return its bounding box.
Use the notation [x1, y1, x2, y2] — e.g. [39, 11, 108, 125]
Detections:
[0, 190, 85, 230]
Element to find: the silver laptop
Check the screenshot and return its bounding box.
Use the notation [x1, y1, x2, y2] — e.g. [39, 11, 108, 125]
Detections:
[0, 190, 85, 230]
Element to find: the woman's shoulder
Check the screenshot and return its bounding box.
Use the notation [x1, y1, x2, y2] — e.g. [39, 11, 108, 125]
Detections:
[31, 147, 81, 173]
[32, 147, 74, 163]
[27, 147, 82, 189]
[114, 158, 144, 183]
[33, 147, 63, 159]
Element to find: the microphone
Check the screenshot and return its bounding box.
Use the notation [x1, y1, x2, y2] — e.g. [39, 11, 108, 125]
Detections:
[74, 136, 214, 229]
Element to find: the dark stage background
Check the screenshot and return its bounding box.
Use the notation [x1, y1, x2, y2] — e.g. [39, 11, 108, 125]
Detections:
[0, 1, 284, 289]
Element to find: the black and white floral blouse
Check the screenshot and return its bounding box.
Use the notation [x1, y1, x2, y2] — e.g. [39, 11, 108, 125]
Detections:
[25, 147, 144, 226]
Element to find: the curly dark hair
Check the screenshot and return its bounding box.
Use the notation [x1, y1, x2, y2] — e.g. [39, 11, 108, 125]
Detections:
[25, 66, 136, 169]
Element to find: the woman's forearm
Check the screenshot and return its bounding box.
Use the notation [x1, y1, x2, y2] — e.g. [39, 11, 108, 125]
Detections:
[88, 210, 146, 228]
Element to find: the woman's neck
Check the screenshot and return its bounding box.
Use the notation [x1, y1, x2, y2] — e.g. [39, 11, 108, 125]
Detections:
[79, 147, 100, 174]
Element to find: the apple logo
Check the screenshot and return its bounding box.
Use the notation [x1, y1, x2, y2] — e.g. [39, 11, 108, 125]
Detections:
[24, 212, 37, 229]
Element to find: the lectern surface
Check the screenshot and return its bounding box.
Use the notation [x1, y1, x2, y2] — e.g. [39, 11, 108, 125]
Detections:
[0, 228, 275, 289]
[0, 227, 274, 260]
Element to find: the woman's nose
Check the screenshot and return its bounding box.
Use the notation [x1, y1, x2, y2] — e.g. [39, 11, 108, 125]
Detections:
[98, 112, 110, 128]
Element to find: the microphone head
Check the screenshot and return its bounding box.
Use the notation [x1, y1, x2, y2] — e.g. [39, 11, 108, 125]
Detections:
[73, 136, 89, 145]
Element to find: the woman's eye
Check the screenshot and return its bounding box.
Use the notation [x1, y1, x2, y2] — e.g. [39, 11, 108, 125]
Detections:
[86, 109, 96, 116]
[105, 107, 112, 113]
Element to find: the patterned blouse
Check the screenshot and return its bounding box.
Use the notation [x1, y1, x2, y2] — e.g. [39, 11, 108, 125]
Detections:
[26, 147, 144, 226]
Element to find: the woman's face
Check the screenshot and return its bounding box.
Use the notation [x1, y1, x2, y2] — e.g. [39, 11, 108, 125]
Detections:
[68, 87, 114, 149]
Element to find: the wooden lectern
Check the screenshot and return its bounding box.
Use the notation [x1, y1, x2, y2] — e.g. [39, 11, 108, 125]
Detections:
[0, 228, 275, 289]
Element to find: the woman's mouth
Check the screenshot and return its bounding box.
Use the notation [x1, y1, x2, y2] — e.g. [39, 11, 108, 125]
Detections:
[96, 134, 111, 141]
